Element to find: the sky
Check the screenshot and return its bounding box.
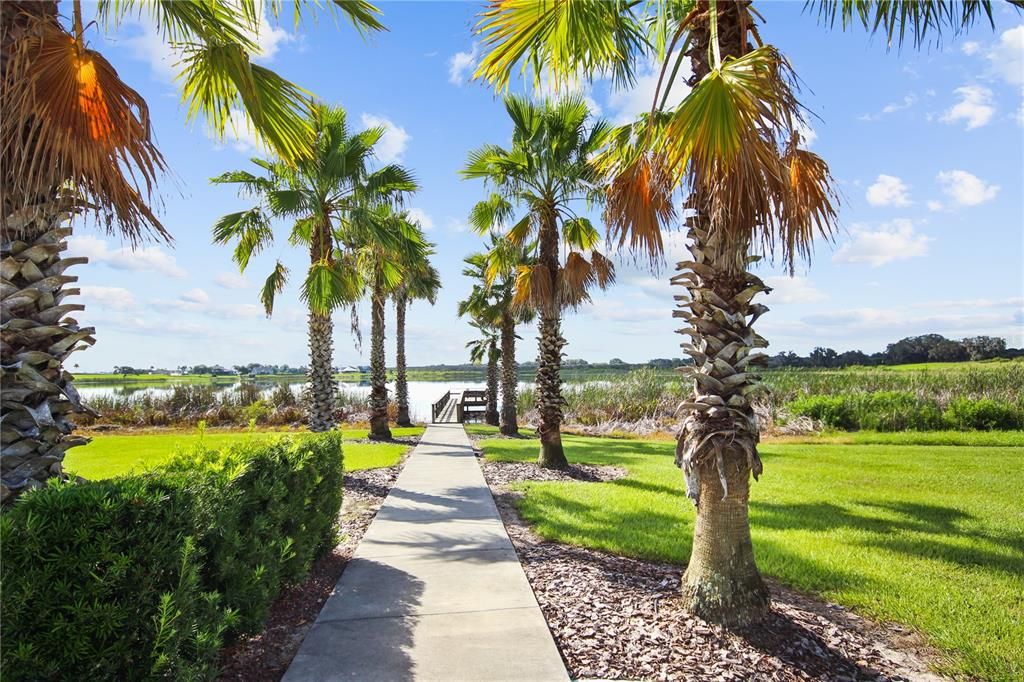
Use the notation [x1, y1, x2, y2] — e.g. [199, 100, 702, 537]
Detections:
[66, 1, 1023, 372]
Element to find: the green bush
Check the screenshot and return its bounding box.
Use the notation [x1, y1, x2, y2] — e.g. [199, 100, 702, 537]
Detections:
[0, 476, 229, 681]
[944, 398, 1024, 431]
[1, 432, 344, 680]
[165, 433, 345, 633]
[787, 395, 857, 430]
[787, 392, 945, 431]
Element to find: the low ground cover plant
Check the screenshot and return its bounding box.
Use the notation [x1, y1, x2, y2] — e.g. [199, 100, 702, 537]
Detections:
[1, 432, 344, 680]
[517, 366, 1024, 431]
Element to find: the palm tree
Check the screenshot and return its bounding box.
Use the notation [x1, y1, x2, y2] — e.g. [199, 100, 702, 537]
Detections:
[463, 96, 615, 468]
[469, 0, 1018, 627]
[0, 0, 384, 502]
[211, 104, 416, 432]
[355, 207, 429, 441]
[393, 255, 441, 427]
[460, 238, 535, 435]
[464, 322, 501, 426]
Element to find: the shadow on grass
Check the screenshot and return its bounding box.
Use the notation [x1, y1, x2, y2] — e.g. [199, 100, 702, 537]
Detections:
[751, 500, 1024, 576]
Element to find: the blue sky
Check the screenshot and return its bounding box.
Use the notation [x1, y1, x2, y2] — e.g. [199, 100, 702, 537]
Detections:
[67, 2, 1023, 372]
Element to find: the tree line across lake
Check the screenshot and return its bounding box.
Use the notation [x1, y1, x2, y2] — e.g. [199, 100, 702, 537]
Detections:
[103, 332, 1018, 379]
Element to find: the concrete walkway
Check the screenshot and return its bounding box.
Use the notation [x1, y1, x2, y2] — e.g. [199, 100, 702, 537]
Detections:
[283, 423, 568, 682]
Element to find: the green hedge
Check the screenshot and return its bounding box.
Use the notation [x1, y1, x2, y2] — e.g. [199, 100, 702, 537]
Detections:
[787, 392, 1023, 431]
[1, 432, 343, 681]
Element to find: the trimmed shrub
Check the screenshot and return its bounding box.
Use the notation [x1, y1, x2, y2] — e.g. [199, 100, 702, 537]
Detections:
[165, 433, 345, 633]
[0, 477, 229, 681]
[1, 432, 344, 679]
[944, 398, 1024, 431]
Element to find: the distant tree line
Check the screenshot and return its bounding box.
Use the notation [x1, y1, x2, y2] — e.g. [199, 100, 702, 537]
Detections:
[764, 334, 1018, 369]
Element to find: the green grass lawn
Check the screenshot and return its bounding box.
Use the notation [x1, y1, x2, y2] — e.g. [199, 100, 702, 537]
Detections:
[64, 427, 423, 479]
[477, 431, 1024, 682]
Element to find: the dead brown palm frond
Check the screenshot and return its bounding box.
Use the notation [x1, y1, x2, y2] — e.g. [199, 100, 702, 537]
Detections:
[560, 250, 596, 307]
[590, 250, 616, 288]
[512, 262, 555, 313]
[1, 12, 167, 244]
[652, 44, 839, 272]
[779, 141, 839, 270]
[604, 150, 676, 264]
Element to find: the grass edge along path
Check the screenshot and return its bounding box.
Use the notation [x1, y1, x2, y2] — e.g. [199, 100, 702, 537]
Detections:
[473, 428, 1024, 682]
[65, 427, 424, 480]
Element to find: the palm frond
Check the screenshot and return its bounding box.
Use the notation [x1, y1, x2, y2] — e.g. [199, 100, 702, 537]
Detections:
[474, 0, 647, 91]
[302, 257, 362, 315]
[260, 260, 290, 315]
[562, 217, 601, 250]
[805, 0, 1013, 49]
[1, 14, 167, 244]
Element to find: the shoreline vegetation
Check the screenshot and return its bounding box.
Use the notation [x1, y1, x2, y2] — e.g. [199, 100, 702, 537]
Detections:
[75, 361, 1024, 433]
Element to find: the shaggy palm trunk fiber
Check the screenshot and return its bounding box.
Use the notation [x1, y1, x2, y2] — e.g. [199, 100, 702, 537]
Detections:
[499, 314, 519, 435]
[368, 285, 391, 441]
[306, 312, 337, 432]
[535, 209, 566, 468]
[485, 341, 500, 426]
[673, 209, 771, 626]
[535, 311, 566, 468]
[1, 219, 96, 504]
[670, 0, 770, 628]
[1, 2, 94, 504]
[394, 294, 411, 427]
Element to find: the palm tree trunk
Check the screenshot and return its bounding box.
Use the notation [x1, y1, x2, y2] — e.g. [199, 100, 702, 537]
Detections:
[1, 216, 96, 503]
[306, 311, 336, 431]
[485, 341, 500, 426]
[499, 313, 519, 435]
[673, 0, 770, 627]
[368, 282, 391, 441]
[535, 206, 566, 468]
[394, 293, 411, 427]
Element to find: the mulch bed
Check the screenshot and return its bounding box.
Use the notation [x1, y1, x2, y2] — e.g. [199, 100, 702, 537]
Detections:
[480, 459, 627, 486]
[483, 466, 945, 682]
[218, 457, 407, 681]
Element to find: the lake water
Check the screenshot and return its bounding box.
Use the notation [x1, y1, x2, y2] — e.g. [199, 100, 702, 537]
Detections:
[76, 379, 524, 423]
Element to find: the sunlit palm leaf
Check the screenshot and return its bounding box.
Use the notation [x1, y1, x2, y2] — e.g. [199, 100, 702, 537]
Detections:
[474, 0, 647, 91]
[805, 0, 1013, 48]
[1, 15, 167, 243]
[302, 258, 362, 315]
[562, 217, 600, 250]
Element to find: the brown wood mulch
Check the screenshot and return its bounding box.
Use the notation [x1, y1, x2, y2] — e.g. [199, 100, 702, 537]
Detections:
[218, 455, 407, 681]
[482, 467, 946, 682]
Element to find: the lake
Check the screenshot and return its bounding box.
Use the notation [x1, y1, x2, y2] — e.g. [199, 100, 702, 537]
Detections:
[76, 379, 527, 423]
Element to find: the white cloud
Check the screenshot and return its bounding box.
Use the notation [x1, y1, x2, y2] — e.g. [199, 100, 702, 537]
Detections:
[447, 218, 471, 233]
[926, 200, 944, 212]
[859, 93, 916, 121]
[936, 170, 1000, 206]
[215, 272, 249, 289]
[763, 276, 827, 304]
[606, 53, 692, 125]
[360, 113, 410, 163]
[80, 286, 137, 311]
[406, 208, 435, 231]
[986, 25, 1024, 85]
[940, 85, 995, 129]
[448, 44, 478, 85]
[180, 288, 210, 304]
[833, 219, 930, 267]
[795, 118, 818, 147]
[865, 174, 911, 207]
[68, 235, 187, 279]
[961, 41, 981, 56]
